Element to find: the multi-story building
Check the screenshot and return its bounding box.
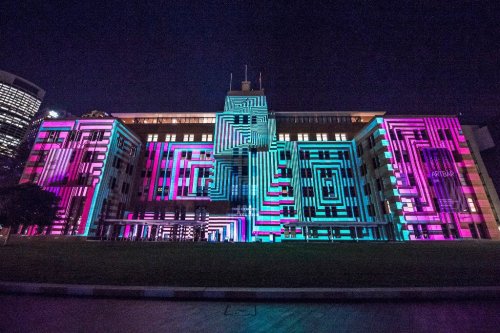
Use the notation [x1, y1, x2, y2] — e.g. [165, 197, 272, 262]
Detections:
[0, 70, 45, 157]
[20, 81, 500, 241]
[20, 116, 141, 236]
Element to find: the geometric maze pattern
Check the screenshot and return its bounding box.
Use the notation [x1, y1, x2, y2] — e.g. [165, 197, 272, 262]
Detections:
[380, 117, 498, 239]
[140, 142, 214, 201]
[19, 91, 500, 241]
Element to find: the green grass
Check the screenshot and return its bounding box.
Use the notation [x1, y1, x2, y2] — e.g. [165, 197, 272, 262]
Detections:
[1, 240, 500, 288]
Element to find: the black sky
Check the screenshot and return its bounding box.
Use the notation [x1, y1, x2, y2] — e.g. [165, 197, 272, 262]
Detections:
[1, 1, 499, 123]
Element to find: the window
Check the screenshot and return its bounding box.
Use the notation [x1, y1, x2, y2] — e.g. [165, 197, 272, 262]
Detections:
[281, 186, 293, 197]
[281, 168, 292, 178]
[357, 143, 364, 157]
[364, 183, 371, 195]
[302, 186, 314, 197]
[47, 131, 59, 143]
[319, 151, 330, 160]
[147, 134, 158, 142]
[117, 136, 125, 149]
[303, 206, 316, 217]
[297, 133, 309, 141]
[335, 133, 347, 141]
[325, 206, 337, 217]
[68, 130, 81, 142]
[89, 130, 104, 141]
[283, 206, 295, 217]
[299, 150, 310, 160]
[316, 133, 328, 141]
[301, 168, 312, 178]
[368, 134, 376, 148]
[201, 134, 213, 142]
[322, 186, 334, 197]
[165, 134, 176, 142]
[278, 133, 290, 141]
[183, 134, 194, 142]
[467, 198, 477, 213]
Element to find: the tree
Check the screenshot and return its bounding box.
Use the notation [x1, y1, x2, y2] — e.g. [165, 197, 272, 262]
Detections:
[0, 184, 60, 245]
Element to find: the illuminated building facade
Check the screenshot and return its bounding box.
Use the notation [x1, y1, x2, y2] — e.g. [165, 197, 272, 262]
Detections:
[20, 81, 500, 241]
[0, 70, 45, 157]
[20, 118, 141, 235]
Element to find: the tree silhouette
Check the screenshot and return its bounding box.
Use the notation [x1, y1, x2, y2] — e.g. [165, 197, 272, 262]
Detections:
[0, 184, 60, 245]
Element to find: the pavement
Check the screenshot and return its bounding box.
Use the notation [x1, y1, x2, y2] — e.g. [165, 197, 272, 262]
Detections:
[2, 294, 500, 332]
[1, 281, 500, 300]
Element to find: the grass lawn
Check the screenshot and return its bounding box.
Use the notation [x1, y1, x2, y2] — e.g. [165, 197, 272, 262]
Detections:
[1, 240, 500, 288]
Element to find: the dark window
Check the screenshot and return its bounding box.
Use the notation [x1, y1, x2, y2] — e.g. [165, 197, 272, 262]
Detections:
[408, 174, 416, 187]
[394, 150, 401, 163]
[90, 130, 104, 141]
[445, 129, 453, 140]
[350, 186, 356, 197]
[364, 183, 371, 195]
[234, 115, 240, 124]
[347, 168, 353, 178]
[301, 168, 312, 178]
[368, 204, 375, 217]
[438, 129, 445, 140]
[243, 115, 248, 124]
[357, 144, 364, 157]
[299, 150, 310, 160]
[346, 206, 353, 217]
[68, 130, 81, 141]
[110, 177, 116, 189]
[353, 206, 360, 217]
[304, 206, 316, 217]
[377, 178, 384, 191]
[303, 187, 314, 197]
[403, 152, 410, 163]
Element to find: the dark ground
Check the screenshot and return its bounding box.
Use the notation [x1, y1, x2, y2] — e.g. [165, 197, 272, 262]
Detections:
[1, 240, 499, 288]
[1, 295, 499, 333]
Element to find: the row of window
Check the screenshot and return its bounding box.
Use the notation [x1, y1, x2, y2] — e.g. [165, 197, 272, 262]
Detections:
[278, 133, 348, 141]
[146, 133, 213, 142]
[303, 205, 361, 218]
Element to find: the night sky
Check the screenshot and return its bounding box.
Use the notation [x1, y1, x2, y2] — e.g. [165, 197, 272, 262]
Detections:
[1, 1, 499, 123]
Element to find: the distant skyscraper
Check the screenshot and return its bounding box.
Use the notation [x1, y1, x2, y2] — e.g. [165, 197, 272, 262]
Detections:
[0, 70, 45, 157]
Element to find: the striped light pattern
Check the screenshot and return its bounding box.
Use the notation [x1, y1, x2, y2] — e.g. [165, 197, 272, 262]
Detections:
[140, 142, 214, 201]
[362, 117, 500, 240]
[19, 119, 141, 236]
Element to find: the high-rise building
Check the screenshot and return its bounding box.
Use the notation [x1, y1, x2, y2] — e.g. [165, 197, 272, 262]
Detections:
[19, 81, 500, 241]
[0, 70, 45, 157]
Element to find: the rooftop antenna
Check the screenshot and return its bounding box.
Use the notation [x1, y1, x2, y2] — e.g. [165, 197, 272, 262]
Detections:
[259, 72, 262, 90]
[229, 72, 233, 91]
[245, 64, 248, 81]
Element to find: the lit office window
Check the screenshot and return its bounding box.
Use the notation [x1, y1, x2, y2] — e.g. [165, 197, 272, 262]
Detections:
[334, 133, 347, 141]
[183, 134, 195, 142]
[467, 198, 477, 213]
[165, 134, 176, 142]
[278, 133, 290, 141]
[202, 134, 213, 142]
[147, 134, 158, 142]
[316, 133, 328, 141]
[298, 133, 309, 141]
